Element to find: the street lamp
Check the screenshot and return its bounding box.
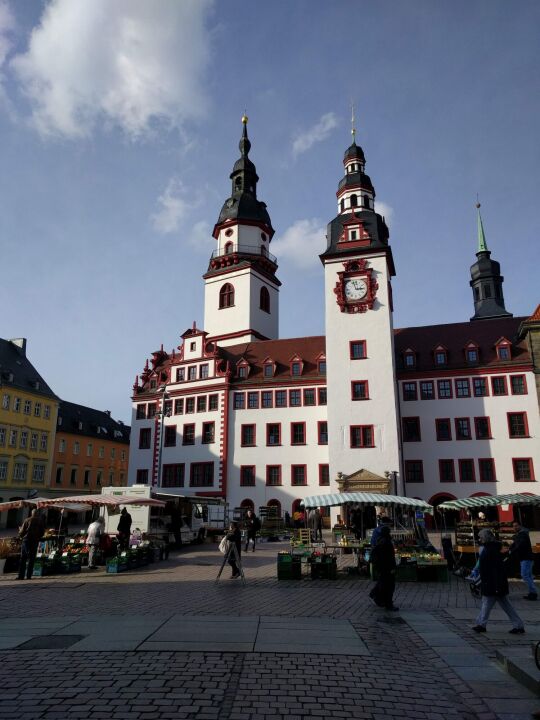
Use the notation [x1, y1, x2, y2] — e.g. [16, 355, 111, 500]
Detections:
[154, 385, 170, 488]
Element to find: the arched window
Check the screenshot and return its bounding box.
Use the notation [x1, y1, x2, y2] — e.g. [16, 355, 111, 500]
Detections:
[224, 241, 233, 255]
[240, 498, 254, 511]
[267, 499, 281, 517]
[260, 286, 270, 313]
[350, 194, 358, 207]
[219, 283, 234, 309]
[363, 195, 370, 208]
[340, 199, 345, 212]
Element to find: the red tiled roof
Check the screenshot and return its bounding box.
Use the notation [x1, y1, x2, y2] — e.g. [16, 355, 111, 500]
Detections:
[527, 304, 540, 322]
[394, 316, 530, 373]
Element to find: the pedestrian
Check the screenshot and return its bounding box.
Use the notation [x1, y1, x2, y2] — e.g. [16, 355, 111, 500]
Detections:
[225, 521, 242, 579]
[17, 509, 45, 580]
[86, 517, 105, 569]
[315, 507, 324, 541]
[508, 521, 538, 600]
[370, 516, 392, 547]
[244, 509, 260, 552]
[472, 528, 525, 634]
[117, 507, 132, 550]
[369, 525, 399, 611]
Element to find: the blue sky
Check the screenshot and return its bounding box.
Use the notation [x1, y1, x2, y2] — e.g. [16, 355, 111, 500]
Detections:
[1, 0, 538, 423]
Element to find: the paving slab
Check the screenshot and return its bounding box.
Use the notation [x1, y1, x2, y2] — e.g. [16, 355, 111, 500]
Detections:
[138, 640, 255, 652]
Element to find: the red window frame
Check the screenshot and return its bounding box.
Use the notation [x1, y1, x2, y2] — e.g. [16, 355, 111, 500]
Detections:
[174, 398, 184, 415]
[290, 359, 303, 377]
[185, 398, 195, 414]
[233, 392, 245, 410]
[219, 283, 235, 308]
[318, 464, 330, 486]
[434, 349, 447, 366]
[455, 417, 471, 440]
[472, 377, 489, 397]
[510, 374, 527, 395]
[435, 418, 452, 441]
[291, 464, 307, 486]
[350, 340, 367, 360]
[419, 381, 434, 400]
[351, 380, 369, 401]
[404, 460, 424, 483]
[439, 459, 455, 483]
[478, 458, 496, 483]
[240, 465, 256, 487]
[247, 391, 259, 409]
[318, 388, 327, 405]
[458, 459, 476, 483]
[512, 458, 535, 482]
[402, 382, 417, 401]
[163, 425, 177, 447]
[190, 462, 214, 487]
[290, 422, 306, 446]
[350, 425, 375, 448]
[437, 379, 453, 399]
[402, 417, 421, 442]
[507, 412, 529, 438]
[275, 390, 287, 407]
[138, 428, 151, 449]
[261, 391, 273, 409]
[202, 421, 215, 444]
[491, 376, 508, 396]
[474, 416, 492, 440]
[266, 465, 282, 486]
[162, 463, 185, 487]
[266, 423, 281, 446]
[241, 424, 256, 447]
[289, 389, 301, 407]
[303, 388, 316, 406]
[197, 396, 207, 412]
[454, 378, 471, 398]
[317, 421, 328, 445]
[496, 343, 511, 360]
[208, 394, 219, 411]
[182, 423, 195, 445]
[403, 351, 416, 368]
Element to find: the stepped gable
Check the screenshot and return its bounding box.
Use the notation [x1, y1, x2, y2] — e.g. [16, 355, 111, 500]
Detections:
[219, 336, 326, 383]
[394, 316, 530, 373]
[57, 400, 130, 443]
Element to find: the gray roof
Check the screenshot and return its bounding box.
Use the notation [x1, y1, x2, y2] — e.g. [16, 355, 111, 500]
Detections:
[0, 338, 58, 400]
[57, 400, 130, 443]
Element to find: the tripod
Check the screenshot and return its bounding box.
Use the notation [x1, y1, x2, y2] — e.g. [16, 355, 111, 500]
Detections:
[215, 542, 246, 585]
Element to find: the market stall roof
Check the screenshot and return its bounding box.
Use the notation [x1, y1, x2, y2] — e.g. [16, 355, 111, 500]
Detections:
[0, 498, 91, 513]
[438, 493, 540, 511]
[154, 491, 225, 504]
[302, 492, 433, 513]
[37, 494, 166, 508]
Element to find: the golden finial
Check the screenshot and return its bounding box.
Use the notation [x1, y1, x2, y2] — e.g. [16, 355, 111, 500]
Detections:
[242, 111, 248, 124]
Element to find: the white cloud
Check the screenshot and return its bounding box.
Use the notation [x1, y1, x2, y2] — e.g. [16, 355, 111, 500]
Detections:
[0, 0, 15, 67]
[10, 0, 214, 139]
[292, 112, 338, 157]
[272, 218, 326, 269]
[375, 200, 394, 225]
[188, 220, 213, 250]
[151, 177, 193, 234]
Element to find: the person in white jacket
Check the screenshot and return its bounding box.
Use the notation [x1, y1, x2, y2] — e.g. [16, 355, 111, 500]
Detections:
[86, 517, 104, 569]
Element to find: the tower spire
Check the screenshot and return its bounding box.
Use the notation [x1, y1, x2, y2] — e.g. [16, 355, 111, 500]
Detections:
[351, 102, 356, 145]
[476, 201, 488, 253]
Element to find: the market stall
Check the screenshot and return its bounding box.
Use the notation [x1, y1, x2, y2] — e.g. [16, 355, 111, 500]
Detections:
[276, 492, 446, 581]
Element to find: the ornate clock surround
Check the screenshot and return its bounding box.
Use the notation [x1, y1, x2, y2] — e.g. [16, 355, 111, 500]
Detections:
[334, 259, 378, 313]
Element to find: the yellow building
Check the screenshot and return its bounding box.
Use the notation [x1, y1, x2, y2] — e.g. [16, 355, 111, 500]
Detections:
[0, 338, 59, 528]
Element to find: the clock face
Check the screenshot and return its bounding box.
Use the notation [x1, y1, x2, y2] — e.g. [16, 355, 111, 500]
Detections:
[344, 277, 368, 301]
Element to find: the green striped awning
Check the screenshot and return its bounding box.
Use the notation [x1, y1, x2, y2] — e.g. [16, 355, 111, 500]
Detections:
[438, 493, 540, 511]
[302, 492, 432, 513]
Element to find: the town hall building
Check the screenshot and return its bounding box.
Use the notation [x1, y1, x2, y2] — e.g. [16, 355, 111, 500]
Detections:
[128, 117, 540, 520]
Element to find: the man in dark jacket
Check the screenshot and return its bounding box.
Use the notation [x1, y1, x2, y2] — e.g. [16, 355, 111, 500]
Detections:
[509, 522, 538, 600]
[117, 508, 132, 551]
[244, 509, 260, 552]
[17, 509, 45, 580]
[369, 525, 398, 611]
[226, 522, 242, 579]
[472, 529, 525, 634]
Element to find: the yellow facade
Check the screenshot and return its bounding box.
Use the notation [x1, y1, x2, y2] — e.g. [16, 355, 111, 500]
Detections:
[0, 389, 59, 496]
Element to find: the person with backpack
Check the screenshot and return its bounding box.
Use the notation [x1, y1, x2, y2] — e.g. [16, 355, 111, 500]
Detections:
[245, 509, 261, 552]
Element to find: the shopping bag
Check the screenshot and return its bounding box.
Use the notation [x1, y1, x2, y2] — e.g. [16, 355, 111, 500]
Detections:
[219, 537, 231, 555]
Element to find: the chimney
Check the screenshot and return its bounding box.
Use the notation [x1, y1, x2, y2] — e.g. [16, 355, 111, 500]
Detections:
[10, 338, 27, 356]
[104, 410, 111, 417]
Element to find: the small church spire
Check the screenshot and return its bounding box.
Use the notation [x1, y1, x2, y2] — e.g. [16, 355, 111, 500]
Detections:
[239, 112, 251, 157]
[351, 102, 356, 145]
[476, 201, 488, 253]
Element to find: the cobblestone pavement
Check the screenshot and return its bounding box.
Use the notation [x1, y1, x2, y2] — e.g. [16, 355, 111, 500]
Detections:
[0, 541, 538, 720]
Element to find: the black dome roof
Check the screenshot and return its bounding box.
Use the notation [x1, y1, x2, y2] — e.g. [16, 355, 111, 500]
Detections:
[344, 142, 365, 163]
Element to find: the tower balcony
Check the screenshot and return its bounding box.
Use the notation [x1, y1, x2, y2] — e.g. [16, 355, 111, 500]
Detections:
[209, 243, 277, 268]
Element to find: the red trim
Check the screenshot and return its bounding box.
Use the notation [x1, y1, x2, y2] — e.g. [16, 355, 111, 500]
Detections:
[512, 458, 535, 482]
[291, 464, 307, 487]
[241, 423, 256, 447]
[439, 459, 455, 483]
[472, 377, 490, 397]
[351, 380, 369, 400]
[266, 465, 282, 486]
[478, 458, 496, 483]
[261, 390, 273, 408]
[491, 375, 508, 396]
[266, 422, 281, 447]
[317, 420, 328, 445]
[429, 491, 457, 504]
[290, 421, 306, 446]
[220, 383, 229, 499]
[303, 387, 316, 406]
[455, 417, 471, 440]
[206, 328, 270, 343]
[404, 460, 424, 483]
[289, 388, 302, 407]
[419, 380, 435, 400]
[212, 217, 275, 241]
[510, 374, 528, 395]
[350, 425, 375, 448]
[334, 260, 378, 314]
[240, 465, 256, 487]
[202, 421, 215, 444]
[396, 363, 532, 381]
[318, 464, 330, 486]
[246, 390, 259, 409]
[349, 340, 367, 359]
[474, 416, 492, 440]
[275, 390, 287, 408]
[507, 411, 530, 438]
[402, 381, 418, 401]
[458, 459, 476, 483]
[182, 423, 195, 445]
[435, 418, 452, 441]
[402, 417, 421, 442]
[454, 378, 471, 398]
[437, 379, 453, 399]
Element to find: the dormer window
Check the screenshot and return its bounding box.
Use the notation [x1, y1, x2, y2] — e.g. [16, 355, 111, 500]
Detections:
[363, 195, 370, 208]
[403, 350, 416, 368]
[263, 359, 275, 379]
[318, 360, 326, 374]
[465, 343, 479, 364]
[290, 357, 304, 377]
[435, 351, 447, 366]
[495, 338, 511, 361]
[350, 230, 357, 240]
[150, 379, 157, 389]
[237, 360, 249, 379]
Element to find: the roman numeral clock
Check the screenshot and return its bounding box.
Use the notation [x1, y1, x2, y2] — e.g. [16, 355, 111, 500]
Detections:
[334, 259, 378, 313]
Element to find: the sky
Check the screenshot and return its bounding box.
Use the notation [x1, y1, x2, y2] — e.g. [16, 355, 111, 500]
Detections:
[1, 0, 539, 424]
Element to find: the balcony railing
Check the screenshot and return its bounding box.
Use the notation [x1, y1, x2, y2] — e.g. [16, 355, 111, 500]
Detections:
[211, 243, 277, 265]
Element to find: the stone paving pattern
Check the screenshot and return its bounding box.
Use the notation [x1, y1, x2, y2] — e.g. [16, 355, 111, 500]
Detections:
[0, 540, 538, 720]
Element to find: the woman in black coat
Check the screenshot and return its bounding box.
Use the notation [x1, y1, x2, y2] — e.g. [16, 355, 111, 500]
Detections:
[225, 522, 242, 579]
[472, 528, 525, 634]
[369, 526, 398, 611]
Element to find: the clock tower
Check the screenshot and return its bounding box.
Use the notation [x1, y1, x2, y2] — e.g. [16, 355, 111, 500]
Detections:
[321, 130, 402, 489]
[203, 116, 280, 347]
